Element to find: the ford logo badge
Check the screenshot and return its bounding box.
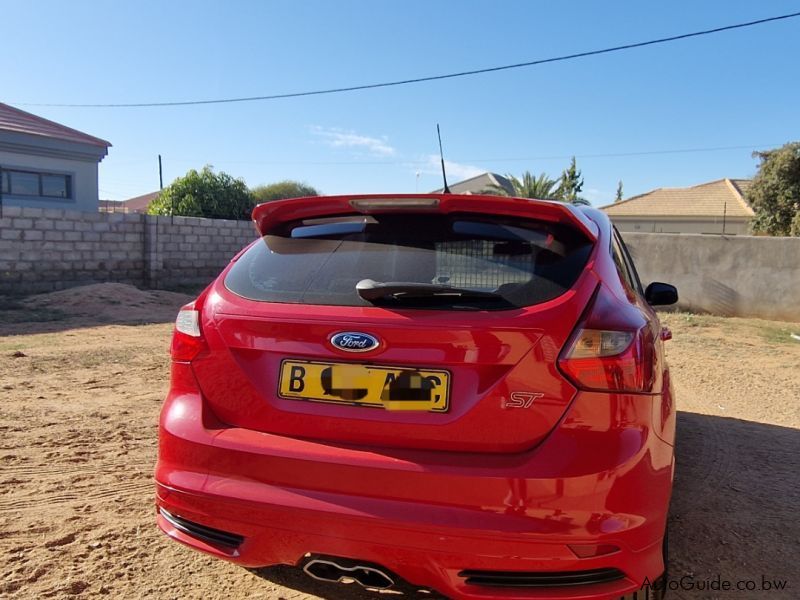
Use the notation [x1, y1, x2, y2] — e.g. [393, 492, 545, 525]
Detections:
[330, 332, 380, 353]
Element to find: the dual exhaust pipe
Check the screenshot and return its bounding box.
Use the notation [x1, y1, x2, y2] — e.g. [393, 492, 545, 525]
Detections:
[303, 558, 395, 590]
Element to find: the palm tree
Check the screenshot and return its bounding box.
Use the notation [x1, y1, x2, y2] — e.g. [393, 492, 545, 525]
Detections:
[483, 171, 560, 200]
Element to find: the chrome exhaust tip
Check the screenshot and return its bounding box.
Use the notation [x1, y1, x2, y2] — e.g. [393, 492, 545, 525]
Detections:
[303, 558, 395, 590]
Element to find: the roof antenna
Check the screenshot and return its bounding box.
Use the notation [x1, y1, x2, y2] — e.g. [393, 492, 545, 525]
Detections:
[437, 124, 451, 193]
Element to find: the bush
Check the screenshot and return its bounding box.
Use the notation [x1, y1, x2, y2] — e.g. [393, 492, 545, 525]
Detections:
[748, 142, 800, 236]
[251, 180, 319, 203]
[148, 166, 253, 220]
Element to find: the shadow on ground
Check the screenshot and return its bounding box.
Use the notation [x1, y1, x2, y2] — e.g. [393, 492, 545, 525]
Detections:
[247, 412, 798, 599]
[666, 412, 798, 598]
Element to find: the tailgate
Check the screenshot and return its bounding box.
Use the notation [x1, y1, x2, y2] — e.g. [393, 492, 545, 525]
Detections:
[192, 195, 599, 453]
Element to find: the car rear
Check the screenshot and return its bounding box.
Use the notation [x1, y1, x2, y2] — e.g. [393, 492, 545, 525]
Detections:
[155, 194, 674, 599]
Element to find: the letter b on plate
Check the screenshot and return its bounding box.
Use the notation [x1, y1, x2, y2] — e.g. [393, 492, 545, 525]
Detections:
[289, 365, 305, 392]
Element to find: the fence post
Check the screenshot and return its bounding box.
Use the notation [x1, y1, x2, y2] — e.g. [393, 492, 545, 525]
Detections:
[143, 214, 160, 288]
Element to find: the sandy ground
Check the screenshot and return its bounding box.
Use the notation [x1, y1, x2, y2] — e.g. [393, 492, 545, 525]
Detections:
[1, 284, 798, 599]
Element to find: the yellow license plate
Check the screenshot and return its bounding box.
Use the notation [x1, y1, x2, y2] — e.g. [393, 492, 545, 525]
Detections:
[278, 360, 449, 412]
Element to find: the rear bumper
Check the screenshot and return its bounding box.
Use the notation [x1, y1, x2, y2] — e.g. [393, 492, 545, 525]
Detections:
[155, 370, 674, 600]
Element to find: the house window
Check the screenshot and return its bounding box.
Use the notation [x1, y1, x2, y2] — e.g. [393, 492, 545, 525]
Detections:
[0, 169, 72, 199]
[41, 173, 71, 198]
[11, 171, 39, 195]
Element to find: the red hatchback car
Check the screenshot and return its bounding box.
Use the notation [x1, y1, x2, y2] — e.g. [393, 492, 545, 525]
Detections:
[155, 194, 677, 600]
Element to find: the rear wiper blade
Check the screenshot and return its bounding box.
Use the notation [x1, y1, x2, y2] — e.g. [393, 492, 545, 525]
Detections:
[356, 279, 503, 302]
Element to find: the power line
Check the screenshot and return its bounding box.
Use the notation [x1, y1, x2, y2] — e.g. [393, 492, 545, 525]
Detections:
[107, 142, 780, 168]
[463, 143, 783, 163]
[13, 12, 800, 109]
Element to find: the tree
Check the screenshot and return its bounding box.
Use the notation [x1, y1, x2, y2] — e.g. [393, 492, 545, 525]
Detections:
[148, 166, 253, 220]
[615, 180, 624, 203]
[747, 142, 800, 236]
[484, 171, 560, 199]
[251, 180, 319, 203]
[558, 156, 587, 205]
[485, 164, 590, 205]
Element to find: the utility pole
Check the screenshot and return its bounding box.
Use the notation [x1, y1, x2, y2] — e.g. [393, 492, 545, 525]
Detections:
[722, 201, 727, 235]
[159, 153, 172, 222]
[0, 165, 4, 218]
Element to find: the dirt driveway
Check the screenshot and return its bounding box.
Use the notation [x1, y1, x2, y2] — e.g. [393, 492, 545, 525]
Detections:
[1, 284, 798, 599]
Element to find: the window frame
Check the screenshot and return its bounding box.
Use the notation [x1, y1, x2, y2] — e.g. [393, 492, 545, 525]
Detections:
[611, 227, 644, 296]
[0, 168, 74, 200]
[40, 172, 73, 199]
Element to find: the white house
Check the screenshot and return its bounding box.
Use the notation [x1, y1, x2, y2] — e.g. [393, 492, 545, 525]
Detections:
[432, 172, 515, 195]
[0, 102, 110, 212]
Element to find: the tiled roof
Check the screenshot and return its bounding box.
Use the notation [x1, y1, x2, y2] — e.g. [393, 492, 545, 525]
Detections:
[729, 179, 752, 198]
[601, 178, 754, 218]
[121, 191, 160, 212]
[0, 102, 111, 147]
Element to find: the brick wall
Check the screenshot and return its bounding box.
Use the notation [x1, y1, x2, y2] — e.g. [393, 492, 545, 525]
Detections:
[144, 215, 256, 289]
[0, 206, 257, 294]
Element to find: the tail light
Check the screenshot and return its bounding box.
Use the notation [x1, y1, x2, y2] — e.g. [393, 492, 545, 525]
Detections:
[349, 198, 440, 210]
[170, 303, 208, 362]
[558, 288, 655, 393]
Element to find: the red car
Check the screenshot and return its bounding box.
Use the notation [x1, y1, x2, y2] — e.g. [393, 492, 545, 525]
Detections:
[156, 194, 677, 600]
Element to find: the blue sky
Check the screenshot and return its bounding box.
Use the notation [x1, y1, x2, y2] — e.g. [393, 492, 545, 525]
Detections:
[4, 1, 800, 205]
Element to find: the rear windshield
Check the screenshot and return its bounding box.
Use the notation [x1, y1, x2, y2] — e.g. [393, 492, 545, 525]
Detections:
[225, 213, 593, 310]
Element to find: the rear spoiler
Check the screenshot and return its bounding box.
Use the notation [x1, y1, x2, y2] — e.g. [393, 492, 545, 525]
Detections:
[251, 194, 598, 241]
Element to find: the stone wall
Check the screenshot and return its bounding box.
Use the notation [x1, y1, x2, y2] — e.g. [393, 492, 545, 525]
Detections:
[143, 214, 256, 289]
[0, 206, 257, 294]
[622, 232, 800, 322]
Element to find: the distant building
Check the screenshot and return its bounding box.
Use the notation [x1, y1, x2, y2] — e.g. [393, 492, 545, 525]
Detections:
[432, 172, 515, 196]
[100, 191, 160, 214]
[0, 102, 110, 212]
[601, 179, 754, 235]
